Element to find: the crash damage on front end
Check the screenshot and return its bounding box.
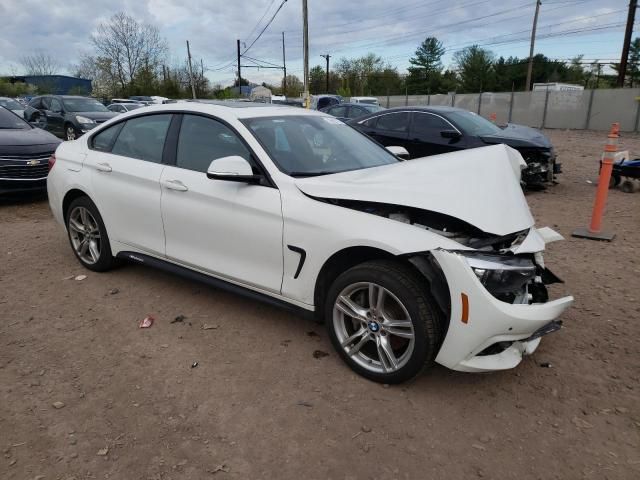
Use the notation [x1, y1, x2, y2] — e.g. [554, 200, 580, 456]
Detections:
[295, 144, 574, 372]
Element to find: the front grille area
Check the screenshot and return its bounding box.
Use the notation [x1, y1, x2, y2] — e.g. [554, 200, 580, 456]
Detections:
[0, 152, 52, 180]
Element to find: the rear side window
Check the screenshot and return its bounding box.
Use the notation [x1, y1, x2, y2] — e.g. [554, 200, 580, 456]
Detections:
[111, 114, 172, 163]
[176, 114, 252, 173]
[329, 106, 348, 118]
[376, 112, 409, 132]
[348, 107, 366, 119]
[91, 123, 123, 152]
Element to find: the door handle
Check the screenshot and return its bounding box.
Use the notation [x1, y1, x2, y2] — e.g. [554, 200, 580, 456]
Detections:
[95, 162, 112, 172]
[162, 179, 188, 192]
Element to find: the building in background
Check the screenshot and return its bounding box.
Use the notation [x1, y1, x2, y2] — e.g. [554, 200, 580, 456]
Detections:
[7, 75, 92, 95]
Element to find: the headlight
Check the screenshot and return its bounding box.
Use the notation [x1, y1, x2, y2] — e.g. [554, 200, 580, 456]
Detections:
[459, 252, 536, 295]
[76, 116, 95, 124]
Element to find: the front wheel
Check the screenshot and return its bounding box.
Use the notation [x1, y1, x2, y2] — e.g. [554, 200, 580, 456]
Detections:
[325, 260, 442, 384]
[66, 196, 116, 272]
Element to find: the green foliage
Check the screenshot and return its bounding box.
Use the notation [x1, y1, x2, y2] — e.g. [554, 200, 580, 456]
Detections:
[407, 37, 445, 94]
[454, 45, 495, 92]
[336, 86, 351, 98]
[282, 75, 303, 97]
[310, 65, 326, 94]
[0, 78, 34, 97]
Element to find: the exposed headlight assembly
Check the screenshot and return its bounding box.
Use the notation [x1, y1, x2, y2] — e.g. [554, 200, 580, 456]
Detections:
[459, 252, 536, 295]
[76, 116, 96, 124]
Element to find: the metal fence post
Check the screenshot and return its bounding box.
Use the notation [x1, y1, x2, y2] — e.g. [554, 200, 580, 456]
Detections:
[634, 95, 640, 133]
[477, 91, 482, 114]
[451, 93, 456, 107]
[405, 87, 408, 106]
[541, 88, 550, 129]
[584, 89, 595, 130]
[427, 94, 431, 106]
[508, 87, 514, 123]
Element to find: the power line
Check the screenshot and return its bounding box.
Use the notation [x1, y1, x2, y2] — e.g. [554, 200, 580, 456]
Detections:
[242, 0, 288, 56]
[244, 0, 277, 43]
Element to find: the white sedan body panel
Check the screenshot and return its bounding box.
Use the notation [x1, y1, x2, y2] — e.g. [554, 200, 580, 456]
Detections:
[47, 102, 574, 374]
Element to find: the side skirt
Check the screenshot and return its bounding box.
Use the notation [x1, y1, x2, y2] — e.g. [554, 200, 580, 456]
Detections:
[116, 251, 315, 320]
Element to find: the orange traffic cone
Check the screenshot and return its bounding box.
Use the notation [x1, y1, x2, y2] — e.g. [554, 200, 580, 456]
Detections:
[572, 123, 618, 241]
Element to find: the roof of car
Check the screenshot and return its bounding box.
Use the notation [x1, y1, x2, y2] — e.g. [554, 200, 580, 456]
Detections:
[384, 106, 465, 114]
[110, 101, 324, 120]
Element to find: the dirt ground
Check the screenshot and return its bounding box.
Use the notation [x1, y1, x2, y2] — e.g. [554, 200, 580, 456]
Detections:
[1, 129, 639, 480]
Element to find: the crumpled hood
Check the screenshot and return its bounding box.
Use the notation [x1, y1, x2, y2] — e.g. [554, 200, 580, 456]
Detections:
[481, 123, 552, 149]
[295, 144, 534, 236]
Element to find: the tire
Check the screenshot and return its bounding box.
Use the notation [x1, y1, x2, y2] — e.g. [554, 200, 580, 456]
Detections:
[325, 259, 442, 384]
[609, 174, 621, 189]
[65, 196, 116, 272]
[65, 124, 78, 141]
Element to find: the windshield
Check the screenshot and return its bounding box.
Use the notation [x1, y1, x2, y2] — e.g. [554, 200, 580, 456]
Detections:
[63, 98, 109, 113]
[447, 110, 501, 136]
[126, 104, 143, 110]
[358, 99, 379, 105]
[0, 107, 30, 129]
[242, 115, 399, 177]
[363, 105, 385, 113]
[0, 98, 23, 110]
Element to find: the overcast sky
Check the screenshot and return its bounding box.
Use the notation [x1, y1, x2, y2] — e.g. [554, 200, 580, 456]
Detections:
[0, 0, 629, 86]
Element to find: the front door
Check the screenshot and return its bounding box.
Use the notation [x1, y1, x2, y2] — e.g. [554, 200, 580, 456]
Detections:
[368, 111, 410, 148]
[87, 113, 172, 256]
[160, 114, 283, 293]
[407, 112, 466, 158]
[46, 97, 65, 137]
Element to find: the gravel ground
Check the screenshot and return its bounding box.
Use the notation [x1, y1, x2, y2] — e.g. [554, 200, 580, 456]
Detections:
[1, 129, 639, 480]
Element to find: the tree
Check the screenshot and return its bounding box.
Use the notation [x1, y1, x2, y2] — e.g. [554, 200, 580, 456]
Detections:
[91, 12, 168, 94]
[453, 45, 495, 92]
[612, 37, 640, 87]
[309, 65, 325, 94]
[282, 75, 303, 97]
[407, 37, 444, 94]
[334, 53, 390, 95]
[21, 51, 59, 76]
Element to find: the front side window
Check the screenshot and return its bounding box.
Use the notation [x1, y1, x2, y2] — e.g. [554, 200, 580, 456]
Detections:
[446, 111, 501, 136]
[376, 112, 409, 132]
[411, 113, 451, 136]
[176, 115, 252, 173]
[111, 114, 172, 163]
[242, 115, 398, 176]
[348, 107, 366, 119]
[329, 106, 348, 118]
[50, 98, 63, 113]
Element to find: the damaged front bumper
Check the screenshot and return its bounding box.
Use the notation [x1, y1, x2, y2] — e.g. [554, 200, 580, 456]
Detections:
[430, 249, 573, 373]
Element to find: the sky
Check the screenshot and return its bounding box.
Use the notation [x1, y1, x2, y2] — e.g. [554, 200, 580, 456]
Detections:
[0, 0, 630, 87]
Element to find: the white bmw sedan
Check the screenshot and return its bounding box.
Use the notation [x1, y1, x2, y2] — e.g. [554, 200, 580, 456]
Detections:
[47, 102, 573, 383]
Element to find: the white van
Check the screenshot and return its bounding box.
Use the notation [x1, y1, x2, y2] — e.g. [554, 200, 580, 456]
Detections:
[349, 96, 379, 105]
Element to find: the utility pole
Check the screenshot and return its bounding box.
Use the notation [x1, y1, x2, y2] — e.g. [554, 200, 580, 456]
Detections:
[186, 40, 197, 99]
[302, 0, 310, 107]
[617, 0, 638, 87]
[525, 0, 541, 91]
[237, 39, 242, 95]
[282, 32, 287, 94]
[320, 54, 331, 93]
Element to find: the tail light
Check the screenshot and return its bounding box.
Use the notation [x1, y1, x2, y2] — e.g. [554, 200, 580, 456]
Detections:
[48, 153, 56, 171]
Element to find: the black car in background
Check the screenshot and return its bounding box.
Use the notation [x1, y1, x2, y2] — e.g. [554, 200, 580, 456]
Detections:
[26, 95, 118, 141]
[0, 107, 61, 194]
[348, 106, 560, 187]
[320, 102, 386, 122]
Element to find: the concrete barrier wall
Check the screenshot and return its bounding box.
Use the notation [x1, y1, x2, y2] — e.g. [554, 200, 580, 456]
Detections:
[377, 88, 640, 132]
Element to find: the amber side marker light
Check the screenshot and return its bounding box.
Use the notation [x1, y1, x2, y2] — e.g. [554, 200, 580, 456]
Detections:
[461, 293, 469, 324]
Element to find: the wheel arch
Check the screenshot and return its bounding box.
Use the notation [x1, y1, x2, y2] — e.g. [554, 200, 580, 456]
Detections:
[313, 246, 451, 328]
[62, 188, 92, 222]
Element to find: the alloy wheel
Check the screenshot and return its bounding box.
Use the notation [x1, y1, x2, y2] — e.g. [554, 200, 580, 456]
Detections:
[68, 206, 101, 265]
[333, 282, 415, 374]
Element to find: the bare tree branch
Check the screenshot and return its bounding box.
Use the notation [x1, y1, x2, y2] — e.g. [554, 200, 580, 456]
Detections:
[21, 51, 59, 76]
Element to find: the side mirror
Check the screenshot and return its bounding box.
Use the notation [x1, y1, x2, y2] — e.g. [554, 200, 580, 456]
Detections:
[386, 145, 410, 160]
[441, 129, 461, 139]
[206, 155, 261, 184]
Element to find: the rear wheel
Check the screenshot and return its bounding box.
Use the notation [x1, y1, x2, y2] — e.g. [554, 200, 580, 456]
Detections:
[66, 196, 115, 272]
[325, 260, 441, 384]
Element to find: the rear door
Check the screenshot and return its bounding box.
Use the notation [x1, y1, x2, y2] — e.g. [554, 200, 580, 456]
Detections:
[408, 112, 466, 158]
[367, 111, 410, 148]
[87, 114, 172, 256]
[160, 113, 284, 292]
